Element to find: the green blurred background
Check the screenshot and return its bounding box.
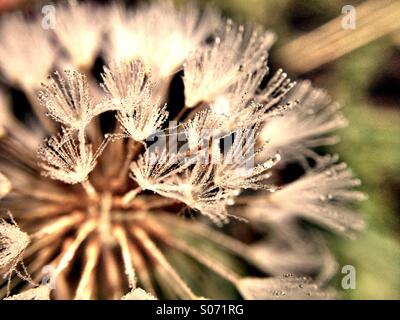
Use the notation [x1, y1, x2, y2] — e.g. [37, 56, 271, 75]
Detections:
[1, 0, 399, 299]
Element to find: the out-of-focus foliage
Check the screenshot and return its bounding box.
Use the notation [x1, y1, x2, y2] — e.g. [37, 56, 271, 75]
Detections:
[332, 43, 400, 299]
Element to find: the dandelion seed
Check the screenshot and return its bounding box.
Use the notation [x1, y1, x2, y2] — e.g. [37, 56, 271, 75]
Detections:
[183, 109, 223, 150]
[132, 150, 235, 225]
[39, 70, 108, 130]
[260, 81, 348, 163]
[121, 288, 157, 300]
[184, 21, 275, 107]
[105, 61, 169, 142]
[116, 100, 168, 142]
[214, 127, 281, 190]
[247, 240, 323, 276]
[0, 219, 30, 277]
[256, 68, 296, 110]
[4, 285, 50, 300]
[237, 275, 335, 300]
[173, 161, 239, 224]
[130, 147, 194, 195]
[104, 4, 137, 63]
[37, 131, 106, 185]
[0, 0, 364, 300]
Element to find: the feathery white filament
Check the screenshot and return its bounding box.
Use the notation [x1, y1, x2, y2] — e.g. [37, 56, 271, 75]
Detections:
[55, 1, 104, 68]
[0, 0, 366, 300]
[101, 59, 148, 101]
[260, 81, 348, 163]
[184, 21, 275, 107]
[38, 132, 106, 184]
[130, 147, 194, 192]
[102, 59, 169, 141]
[106, 1, 222, 78]
[39, 70, 106, 130]
[246, 156, 366, 235]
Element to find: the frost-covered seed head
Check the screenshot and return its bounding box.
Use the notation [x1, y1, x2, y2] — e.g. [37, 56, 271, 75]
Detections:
[39, 70, 114, 131]
[106, 0, 223, 78]
[37, 132, 99, 184]
[55, 1, 105, 69]
[0, 0, 364, 300]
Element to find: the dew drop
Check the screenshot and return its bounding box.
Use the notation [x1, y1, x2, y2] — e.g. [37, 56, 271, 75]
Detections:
[273, 290, 286, 296]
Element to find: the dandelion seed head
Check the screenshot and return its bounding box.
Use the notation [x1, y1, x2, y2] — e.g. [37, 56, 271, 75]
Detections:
[55, 1, 104, 69]
[0, 172, 11, 199]
[183, 22, 275, 107]
[237, 275, 335, 300]
[37, 132, 99, 184]
[39, 70, 97, 130]
[260, 81, 348, 163]
[106, 0, 223, 78]
[101, 59, 148, 101]
[0, 0, 364, 300]
[243, 156, 365, 235]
